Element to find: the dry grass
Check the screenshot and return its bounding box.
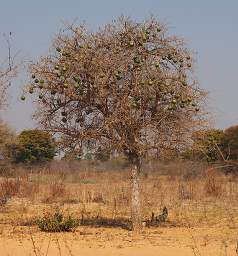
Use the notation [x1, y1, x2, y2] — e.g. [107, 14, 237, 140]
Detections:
[0, 159, 237, 255]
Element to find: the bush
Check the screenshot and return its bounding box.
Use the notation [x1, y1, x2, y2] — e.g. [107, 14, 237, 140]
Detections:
[11, 129, 56, 164]
[37, 210, 79, 232]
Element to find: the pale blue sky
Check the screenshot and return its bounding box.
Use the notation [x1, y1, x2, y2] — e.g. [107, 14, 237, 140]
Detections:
[0, 0, 237, 131]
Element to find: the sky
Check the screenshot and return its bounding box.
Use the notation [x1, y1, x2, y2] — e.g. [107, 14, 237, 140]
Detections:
[0, 0, 237, 132]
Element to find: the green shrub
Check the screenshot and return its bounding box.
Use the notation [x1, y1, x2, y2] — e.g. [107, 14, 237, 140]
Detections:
[37, 210, 79, 232]
[11, 129, 56, 164]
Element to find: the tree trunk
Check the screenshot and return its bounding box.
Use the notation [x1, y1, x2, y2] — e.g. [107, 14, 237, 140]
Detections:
[131, 161, 142, 232]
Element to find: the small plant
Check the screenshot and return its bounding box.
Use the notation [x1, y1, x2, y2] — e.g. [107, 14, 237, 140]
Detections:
[37, 210, 79, 232]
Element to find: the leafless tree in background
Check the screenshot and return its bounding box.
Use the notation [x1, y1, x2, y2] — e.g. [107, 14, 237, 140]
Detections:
[0, 32, 18, 110]
[26, 16, 207, 231]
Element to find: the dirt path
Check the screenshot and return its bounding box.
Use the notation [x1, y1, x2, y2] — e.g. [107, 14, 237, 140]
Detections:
[0, 225, 237, 256]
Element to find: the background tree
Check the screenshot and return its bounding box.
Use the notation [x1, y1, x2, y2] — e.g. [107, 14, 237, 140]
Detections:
[0, 33, 18, 110]
[183, 129, 225, 161]
[10, 129, 56, 164]
[25, 17, 207, 230]
[0, 121, 16, 159]
[223, 125, 238, 160]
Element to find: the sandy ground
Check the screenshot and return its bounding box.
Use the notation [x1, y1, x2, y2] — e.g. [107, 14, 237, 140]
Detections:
[0, 225, 237, 256]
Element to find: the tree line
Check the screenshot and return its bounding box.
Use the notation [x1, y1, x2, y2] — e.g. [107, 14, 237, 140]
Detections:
[0, 124, 238, 165]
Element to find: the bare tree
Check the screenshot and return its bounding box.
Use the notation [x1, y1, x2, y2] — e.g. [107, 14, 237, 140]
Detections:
[0, 32, 18, 110]
[26, 16, 207, 231]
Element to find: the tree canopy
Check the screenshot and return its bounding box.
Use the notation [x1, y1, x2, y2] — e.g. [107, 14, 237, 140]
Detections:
[223, 125, 238, 160]
[183, 129, 225, 161]
[11, 129, 56, 164]
[25, 17, 206, 162]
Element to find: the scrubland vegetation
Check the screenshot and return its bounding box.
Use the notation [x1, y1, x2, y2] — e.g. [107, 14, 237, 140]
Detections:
[0, 158, 238, 255]
[0, 16, 238, 255]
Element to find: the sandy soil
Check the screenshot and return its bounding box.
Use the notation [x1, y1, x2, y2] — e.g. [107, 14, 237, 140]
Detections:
[0, 225, 237, 256]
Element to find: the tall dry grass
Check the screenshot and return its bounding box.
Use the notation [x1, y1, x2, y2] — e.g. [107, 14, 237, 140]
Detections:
[0, 159, 237, 228]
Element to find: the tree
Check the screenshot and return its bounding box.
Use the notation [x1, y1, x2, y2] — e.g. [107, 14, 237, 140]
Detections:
[0, 121, 16, 159]
[183, 129, 225, 161]
[25, 17, 206, 231]
[223, 125, 238, 160]
[0, 33, 18, 110]
[11, 129, 56, 164]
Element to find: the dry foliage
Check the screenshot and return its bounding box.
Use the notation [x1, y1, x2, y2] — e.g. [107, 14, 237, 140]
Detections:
[0, 178, 20, 206]
[27, 16, 207, 159]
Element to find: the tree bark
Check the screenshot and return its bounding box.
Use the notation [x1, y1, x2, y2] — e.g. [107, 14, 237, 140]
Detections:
[131, 160, 142, 232]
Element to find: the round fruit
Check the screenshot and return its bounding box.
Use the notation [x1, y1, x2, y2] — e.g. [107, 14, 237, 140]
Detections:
[55, 65, 59, 70]
[187, 63, 192, 68]
[116, 75, 122, 80]
[148, 80, 153, 86]
[172, 99, 177, 104]
[32, 74, 36, 79]
[195, 108, 200, 112]
[73, 76, 81, 83]
[130, 102, 138, 108]
[62, 117, 67, 123]
[63, 83, 69, 88]
[39, 94, 43, 99]
[168, 54, 172, 60]
[186, 56, 191, 60]
[182, 81, 187, 86]
[162, 56, 166, 60]
[155, 63, 160, 68]
[34, 79, 39, 83]
[29, 88, 34, 94]
[39, 79, 44, 84]
[128, 64, 134, 70]
[129, 41, 134, 47]
[21, 95, 26, 101]
[133, 57, 140, 64]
